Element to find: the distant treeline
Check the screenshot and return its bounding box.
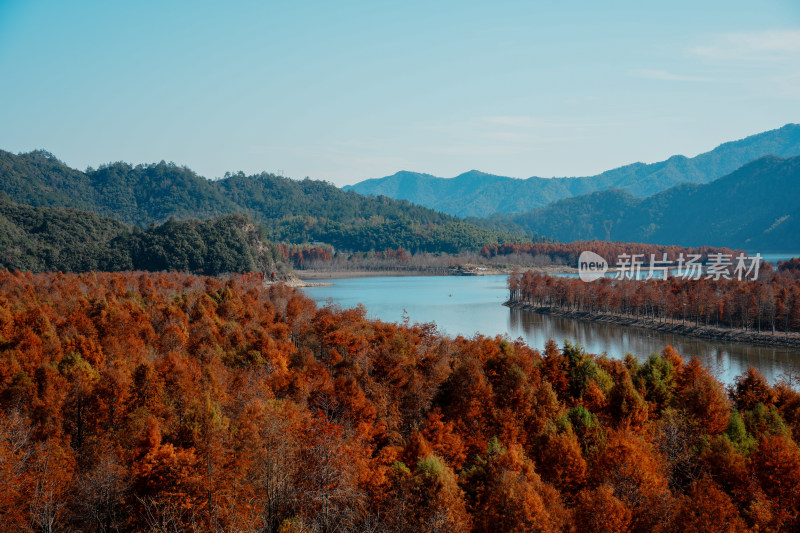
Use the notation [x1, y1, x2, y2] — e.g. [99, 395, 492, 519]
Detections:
[277, 244, 560, 273]
[482, 241, 740, 266]
[278, 241, 745, 273]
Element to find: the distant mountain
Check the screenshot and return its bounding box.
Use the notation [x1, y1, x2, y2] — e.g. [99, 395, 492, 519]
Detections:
[509, 155, 800, 250]
[0, 150, 521, 253]
[346, 124, 800, 217]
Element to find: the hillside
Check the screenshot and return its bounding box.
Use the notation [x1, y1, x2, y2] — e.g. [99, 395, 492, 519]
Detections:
[346, 124, 800, 217]
[0, 196, 287, 275]
[510, 155, 800, 250]
[0, 150, 520, 253]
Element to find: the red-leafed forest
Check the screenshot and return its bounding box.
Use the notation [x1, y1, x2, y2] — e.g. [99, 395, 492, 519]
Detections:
[481, 241, 740, 265]
[508, 259, 800, 336]
[3, 271, 800, 532]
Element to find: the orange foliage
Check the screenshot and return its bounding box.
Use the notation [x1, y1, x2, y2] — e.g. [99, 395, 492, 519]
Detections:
[675, 357, 731, 435]
[752, 434, 800, 520]
[731, 366, 777, 411]
[466, 442, 569, 532]
[574, 484, 632, 533]
[536, 429, 587, 494]
[0, 270, 793, 530]
[671, 476, 747, 532]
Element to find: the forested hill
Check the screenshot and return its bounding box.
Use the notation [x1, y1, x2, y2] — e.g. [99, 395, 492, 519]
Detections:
[0, 150, 523, 253]
[0, 196, 287, 275]
[346, 123, 800, 217]
[509, 155, 800, 250]
[0, 149, 237, 224]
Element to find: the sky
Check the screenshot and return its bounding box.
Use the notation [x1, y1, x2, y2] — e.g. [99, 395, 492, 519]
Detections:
[1, 0, 799, 186]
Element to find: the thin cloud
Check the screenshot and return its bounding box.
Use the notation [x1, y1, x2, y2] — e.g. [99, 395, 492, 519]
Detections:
[418, 145, 518, 157]
[484, 115, 540, 127]
[686, 29, 800, 99]
[634, 69, 714, 82]
[691, 29, 800, 61]
[482, 116, 601, 129]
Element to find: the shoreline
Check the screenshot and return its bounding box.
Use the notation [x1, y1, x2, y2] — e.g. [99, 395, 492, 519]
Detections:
[264, 274, 333, 288]
[295, 264, 578, 281]
[504, 301, 800, 350]
[296, 269, 450, 280]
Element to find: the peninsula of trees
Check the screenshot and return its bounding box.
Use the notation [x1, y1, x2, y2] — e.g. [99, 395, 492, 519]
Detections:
[507, 258, 800, 347]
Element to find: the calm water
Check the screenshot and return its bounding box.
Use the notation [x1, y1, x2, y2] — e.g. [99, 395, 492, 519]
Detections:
[304, 275, 800, 385]
[758, 252, 800, 264]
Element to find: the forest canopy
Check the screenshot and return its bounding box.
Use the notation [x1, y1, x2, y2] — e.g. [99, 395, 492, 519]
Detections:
[2, 270, 800, 531]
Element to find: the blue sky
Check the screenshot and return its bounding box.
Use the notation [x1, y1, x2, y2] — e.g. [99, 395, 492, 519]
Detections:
[1, 0, 798, 186]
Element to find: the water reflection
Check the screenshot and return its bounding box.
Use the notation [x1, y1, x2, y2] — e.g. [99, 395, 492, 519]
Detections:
[508, 307, 800, 384]
[304, 275, 800, 385]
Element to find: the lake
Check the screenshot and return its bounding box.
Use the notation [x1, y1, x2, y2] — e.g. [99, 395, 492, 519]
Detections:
[304, 274, 800, 385]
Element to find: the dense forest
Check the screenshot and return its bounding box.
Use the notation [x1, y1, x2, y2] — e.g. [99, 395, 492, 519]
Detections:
[508, 259, 800, 335]
[0, 197, 287, 275]
[3, 271, 800, 531]
[0, 150, 522, 253]
[507, 155, 800, 249]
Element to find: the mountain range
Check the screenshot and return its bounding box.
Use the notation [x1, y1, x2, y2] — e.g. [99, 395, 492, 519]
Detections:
[346, 124, 800, 218]
[509, 155, 800, 250]
[2, 123, 798, 256]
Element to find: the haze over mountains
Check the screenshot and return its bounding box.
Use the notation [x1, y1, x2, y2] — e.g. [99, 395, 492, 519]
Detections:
[347, 124, 800, 218]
